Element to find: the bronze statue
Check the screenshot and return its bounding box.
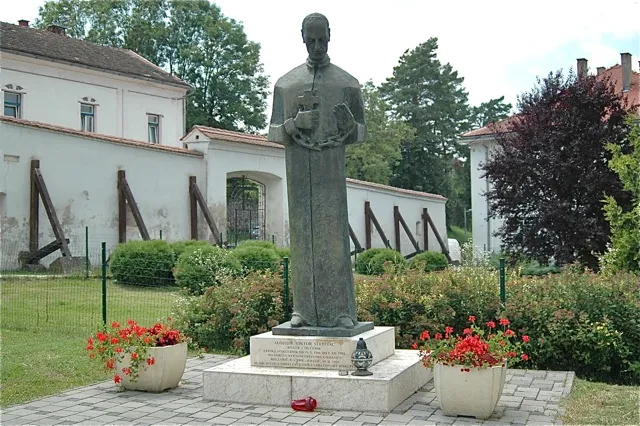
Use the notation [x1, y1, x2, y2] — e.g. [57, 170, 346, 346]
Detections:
[269, 13, 371, 336]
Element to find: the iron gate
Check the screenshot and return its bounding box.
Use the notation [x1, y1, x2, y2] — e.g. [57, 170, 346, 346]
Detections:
[226, 176, 266, 246]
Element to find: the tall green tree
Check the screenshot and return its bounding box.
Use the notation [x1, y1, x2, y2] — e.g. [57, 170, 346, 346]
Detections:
[601, 116, 640, 273]
[346, 81, 415, 184]
[482, 70, 633, 268]
[470, 96, 512, 129]
[34, 0, 269, 133]
[380, 38, 471, 226]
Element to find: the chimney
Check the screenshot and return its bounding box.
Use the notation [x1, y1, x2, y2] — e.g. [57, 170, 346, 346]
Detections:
[46, 24, 67, 36]
[597, 67, 606, 75]
[577, 58, 588, 79]
[621, 52, 631, 92]
[18, 19, 29, 28]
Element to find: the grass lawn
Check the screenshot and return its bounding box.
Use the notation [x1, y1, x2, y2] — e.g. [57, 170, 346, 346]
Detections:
[0, 277, 180, 407]
[562, 378, 640, 425]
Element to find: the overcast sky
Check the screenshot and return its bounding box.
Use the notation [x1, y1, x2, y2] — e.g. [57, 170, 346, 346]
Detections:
[2, 0, 639, 112]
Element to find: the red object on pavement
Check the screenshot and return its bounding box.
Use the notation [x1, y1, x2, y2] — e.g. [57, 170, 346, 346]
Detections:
[291, 396, 317, 411]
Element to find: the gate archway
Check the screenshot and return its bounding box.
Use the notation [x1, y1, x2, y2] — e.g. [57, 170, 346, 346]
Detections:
[226, 175, 266, 246]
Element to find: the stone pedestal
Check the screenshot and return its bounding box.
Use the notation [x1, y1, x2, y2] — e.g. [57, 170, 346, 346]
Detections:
[250, 326, 395, 371]
[202, 350, 432, 413]
[202, 327, 432, 413]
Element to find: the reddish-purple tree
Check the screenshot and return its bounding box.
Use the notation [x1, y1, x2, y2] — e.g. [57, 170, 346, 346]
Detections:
[482, 70, 634, 268]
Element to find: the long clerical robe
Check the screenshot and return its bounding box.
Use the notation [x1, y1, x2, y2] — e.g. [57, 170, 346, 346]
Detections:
[268, 57, 366, 328]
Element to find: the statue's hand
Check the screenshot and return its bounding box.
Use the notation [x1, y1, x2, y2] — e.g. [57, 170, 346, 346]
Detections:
[334, 103, 355, 133]
[294, 110, 319, 130]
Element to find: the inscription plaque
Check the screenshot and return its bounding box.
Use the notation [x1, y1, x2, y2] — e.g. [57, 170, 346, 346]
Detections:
[249, 327, 395, 370]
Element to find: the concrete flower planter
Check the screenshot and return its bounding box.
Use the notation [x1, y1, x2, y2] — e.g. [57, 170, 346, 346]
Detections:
[433, 362, 507, 419]
[116, 342, 188, 392]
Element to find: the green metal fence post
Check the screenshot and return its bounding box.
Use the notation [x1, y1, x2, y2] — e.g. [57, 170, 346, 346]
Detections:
[283, 257, 290, 320]
[101, 242, 107, 325]
[85, 226, 89, 279]
[220, 232, 223, 248]
[499, 257, 506, 307]
[159, 229, 163, 240]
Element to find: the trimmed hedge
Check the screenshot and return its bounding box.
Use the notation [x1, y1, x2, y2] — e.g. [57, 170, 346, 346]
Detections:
[171, 240, 212, 258]
[409, 251, 448, 272]
[174, 245, 241, 295]
[232, 245, 280, 273]
[110, 240, 175, 287]
[368, 249, 408, 275]
[354, 248, 390, 275]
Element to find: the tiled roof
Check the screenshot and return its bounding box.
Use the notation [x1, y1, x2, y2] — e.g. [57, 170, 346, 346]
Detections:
[460, 64, 640, 139]
[0, 22, 190, 89]
[187, 125, 283, 149]
[346, 178, 447, 201]
[1, 116, 203, 157]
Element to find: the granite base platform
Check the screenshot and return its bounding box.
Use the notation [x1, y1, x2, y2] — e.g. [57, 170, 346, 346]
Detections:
[202, 349, 432, 413]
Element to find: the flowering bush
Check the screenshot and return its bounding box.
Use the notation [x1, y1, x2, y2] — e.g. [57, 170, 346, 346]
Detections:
[414, 316, 529, 371]
[87, 318, 187, 384]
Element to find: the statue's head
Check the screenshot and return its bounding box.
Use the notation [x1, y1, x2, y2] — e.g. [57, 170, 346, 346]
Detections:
[301, 13, 330, 63]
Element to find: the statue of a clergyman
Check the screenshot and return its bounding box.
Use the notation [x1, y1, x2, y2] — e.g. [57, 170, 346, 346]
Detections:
[268, 13, 371, 334]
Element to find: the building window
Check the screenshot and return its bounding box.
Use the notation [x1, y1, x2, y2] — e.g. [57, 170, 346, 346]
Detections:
[4, 92, 21, 118]
[81, 103, 95, 132]
[148, 114, 160, 144]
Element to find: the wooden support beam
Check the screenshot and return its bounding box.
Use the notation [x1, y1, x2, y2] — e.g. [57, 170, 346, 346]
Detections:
[364, 201, 372, 249]
[365, 202, 391, 249]
[118, 170, 127, 243]
[423, 208, 452, 263]
[189, 176, 198, 240]
[29, 160, 39, 253]
[190, 178, 220, 244]
[33, 167, 71, 257]
[22, 239, 70, 264]
[393, 206, 401, 251]
[118, 170, 150, 241]
[422, 208, 429, 252]
[397, 207, 421, 253]
[349, 224, 363, 254]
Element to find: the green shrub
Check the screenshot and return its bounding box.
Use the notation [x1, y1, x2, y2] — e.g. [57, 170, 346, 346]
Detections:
[171, 240, 212, 258]
[173, 271, 285, 354]
[110, 240, 175, 287]
[354, 248, 389, 275]
[231, 245, 280, 273]
[276, 247, 290, 260]
[410, 251, 448, 272]
[520, 260, 561, 276]
[174, 245, 241, 295]
[368, 249, 408, 275]
[237, 240, 277, 250]
[356, 267, 640, 384]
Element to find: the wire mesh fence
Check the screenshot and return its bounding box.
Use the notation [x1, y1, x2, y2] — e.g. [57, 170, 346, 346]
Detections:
[1, 236, 179, 334]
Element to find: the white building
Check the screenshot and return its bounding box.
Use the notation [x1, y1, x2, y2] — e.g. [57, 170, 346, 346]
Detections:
[1, 21, 190, 146]
[0, 20, 449, 269]
[460, 54, 640, 253]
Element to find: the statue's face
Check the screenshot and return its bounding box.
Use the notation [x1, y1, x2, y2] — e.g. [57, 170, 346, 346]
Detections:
[303, 20, 329, 62]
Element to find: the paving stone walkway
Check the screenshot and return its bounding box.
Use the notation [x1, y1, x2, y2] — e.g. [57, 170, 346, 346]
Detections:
[1, 355, 574, 425]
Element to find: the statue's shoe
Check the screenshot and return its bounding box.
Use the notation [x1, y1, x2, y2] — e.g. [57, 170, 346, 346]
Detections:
[290, 313, 307, 327]
[336, 316, 356, 329]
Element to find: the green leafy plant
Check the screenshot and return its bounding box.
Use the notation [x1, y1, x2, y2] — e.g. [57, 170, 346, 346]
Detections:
[86, 318, 187, 384]
[174, 271, 285, 354]
[110, 240, 175, 287]
[601, 116, 640, 274]
[170, 240, 212, 259]
[368, 249, 408, 275]
[174, 245, 241, 295]
[415, 316, 529, 370]
[410, 251, 448, 272]
[231, 245, 280, 273]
